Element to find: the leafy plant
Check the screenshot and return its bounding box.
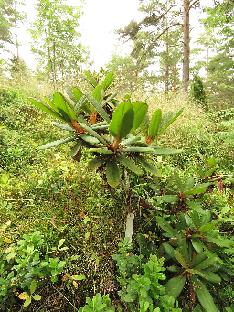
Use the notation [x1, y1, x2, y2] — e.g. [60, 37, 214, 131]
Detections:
[113, 239, 181, 311]
[30, 72, 183, 188]
[153, 174, 211, 213]
[190, 75, 207, 108]
[18, 280, 41, 308]
[79, 293, 115, 312]
[0, 231, 67, 307]
[156, 209, 233, 311]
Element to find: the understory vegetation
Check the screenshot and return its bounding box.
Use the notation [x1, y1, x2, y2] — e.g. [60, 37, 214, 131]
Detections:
[0, 74, 233, 311]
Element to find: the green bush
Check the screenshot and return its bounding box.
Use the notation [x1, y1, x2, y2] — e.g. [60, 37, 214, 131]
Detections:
[0, 231, 66, 308]
[79, 293, 115, 312]
[113, 239, 181, 311]
[190, 75, 207, 109]
[0, 89, 22, 107]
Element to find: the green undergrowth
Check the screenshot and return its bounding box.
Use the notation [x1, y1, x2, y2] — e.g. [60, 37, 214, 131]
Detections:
[0, 88, 233, 311]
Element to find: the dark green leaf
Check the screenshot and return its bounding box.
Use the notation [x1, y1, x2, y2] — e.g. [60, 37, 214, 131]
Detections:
[121, 146, 157, 153]
[165, 275, 186, 298]
[156, 217, 176, 237]
[88, 157, 104, 170]
[193, 305, 203, 312]
[30, 98, 63, 121]
[199, 223, 215, 232]
[53, 122, 74, 132]
[194, 255, 220, 270]
[88, 148, 113, 155]
[191, 253, 208, 267]
[78, 121, 107, 145]
[70, 143, 81, 157]
[174, 249, 189, 268]
[53, 92, 77, 121]
[206, 236, 232, 248]
[185, 183, 210, 196]
[109, 102, 134, 139]
[86, 95, 110, 122]
[191, 239, 206, 253]
[195, 281, 219, 312]
[132, 102, 148, 130]
[118, 155, 143, 176]
[148, 109, 162, 139]
[106, 162, 120, 188]
[91, 123, 109, 131]
[136, 156, 157, 174]
[92, 85, 103, 103]
[121, 135, 142, 146]
[163, 242, 175, 259]
[199, 271, 221, 283]
[179, 239, 191, 263]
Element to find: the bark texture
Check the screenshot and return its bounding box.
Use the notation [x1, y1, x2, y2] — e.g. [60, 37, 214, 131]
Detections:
[183, 0, 190, 92]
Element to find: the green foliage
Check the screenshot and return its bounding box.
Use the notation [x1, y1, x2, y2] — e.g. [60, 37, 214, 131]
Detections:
[79, 294, 115, 312]
[109, 101, 134, 139]
[113, 239, 181, 311]
[199, 0, 234, 109]
[0, 231, 66, 307]
[148, 109, 162, 140]
[0, 0, 25, 49]
[195, 281, 218, 312]
[156, 208, 233, 310]
[0, 88, 21, 106]
[118, 0, 181, 92]
[190, 76, 207, 108]
[153, 173, 210, 212]
[30, 0, 89, 84]
[30, 72, 182, 188]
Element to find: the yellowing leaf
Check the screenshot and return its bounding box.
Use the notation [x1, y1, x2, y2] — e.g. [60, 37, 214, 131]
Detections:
[4, 237, 12, 244]
[72, 281, 79, 288]
[18, 292, 29, 300]
[85, 231, 90, 240]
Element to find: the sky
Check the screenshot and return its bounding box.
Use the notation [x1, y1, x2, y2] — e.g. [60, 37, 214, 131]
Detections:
[12, 0, 214, 71]
[15, 0, 142, 70]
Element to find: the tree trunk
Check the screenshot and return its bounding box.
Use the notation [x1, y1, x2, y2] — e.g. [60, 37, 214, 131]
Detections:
[173, 64, 177, 92]
[183, 0, 190, 93]
[165, 29, 169, 93]
[164, 1, 169, 93]
[15, 34, 20, 72]
[52, 41, 57, 88]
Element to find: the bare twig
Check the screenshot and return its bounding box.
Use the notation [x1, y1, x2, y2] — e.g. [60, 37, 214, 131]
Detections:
[52, 286, 79, 311]
[189, 0, 200, 10]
